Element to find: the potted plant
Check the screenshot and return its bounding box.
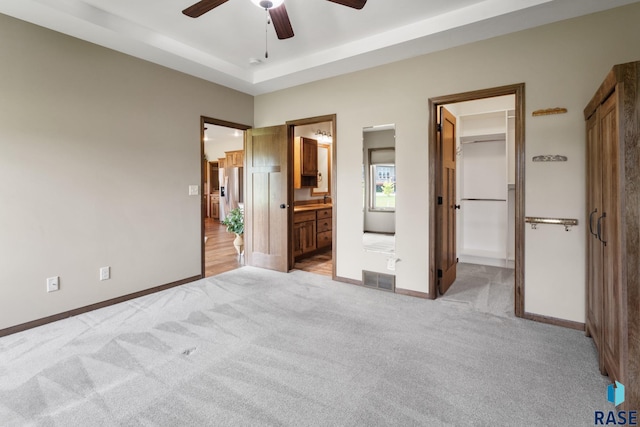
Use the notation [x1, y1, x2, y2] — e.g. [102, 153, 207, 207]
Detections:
[221, 207, 244, 255]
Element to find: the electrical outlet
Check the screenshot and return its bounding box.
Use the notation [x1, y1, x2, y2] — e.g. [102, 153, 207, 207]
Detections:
[46, 276, 60, 293]
[99, 266, 110, 281]
[188, 185, 199, 196]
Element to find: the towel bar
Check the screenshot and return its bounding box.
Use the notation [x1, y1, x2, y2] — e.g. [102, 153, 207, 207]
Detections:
[525, 217, 578, 231]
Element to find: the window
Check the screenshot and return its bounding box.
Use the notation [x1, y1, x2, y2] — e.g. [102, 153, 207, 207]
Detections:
[369, 148, 395, 211]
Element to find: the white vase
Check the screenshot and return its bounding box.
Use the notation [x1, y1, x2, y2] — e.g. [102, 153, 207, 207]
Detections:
[233, 233, 244, 255]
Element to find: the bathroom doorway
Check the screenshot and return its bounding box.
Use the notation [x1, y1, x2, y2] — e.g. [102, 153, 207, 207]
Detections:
[287, 115, 337, 278]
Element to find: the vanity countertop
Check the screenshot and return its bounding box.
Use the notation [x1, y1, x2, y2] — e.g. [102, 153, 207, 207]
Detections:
[293, 204, 332, 213]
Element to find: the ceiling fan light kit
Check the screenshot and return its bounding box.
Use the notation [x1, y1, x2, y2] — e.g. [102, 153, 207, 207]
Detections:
[250, 0, 284, 9]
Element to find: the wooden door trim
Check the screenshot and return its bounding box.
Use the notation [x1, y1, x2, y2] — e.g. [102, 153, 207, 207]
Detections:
[428, 83, 526, 318]
[286, 114, 337, 278]
[200, 116, 252, 278]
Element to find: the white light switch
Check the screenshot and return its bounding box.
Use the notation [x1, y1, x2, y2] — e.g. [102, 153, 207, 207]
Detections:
[46, 276, 60, 293]
[188, 185, 199, 196]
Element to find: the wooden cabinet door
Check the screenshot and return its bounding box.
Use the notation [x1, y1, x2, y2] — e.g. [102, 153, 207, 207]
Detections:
[293, 220, 316, 256]
[225, 150, 244, 167]
[293, 222, 304, 257]
[301, 137, 318, 176]
[600, 92, 624, 384]
[301, 221, 316, 254]
[294, 137, 319, 188]
[211, 198, 220, 219]
[586, 109, 605, 374]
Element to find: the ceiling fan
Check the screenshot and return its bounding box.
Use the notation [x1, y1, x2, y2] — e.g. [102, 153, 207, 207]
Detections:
[182, 0, 367, 40]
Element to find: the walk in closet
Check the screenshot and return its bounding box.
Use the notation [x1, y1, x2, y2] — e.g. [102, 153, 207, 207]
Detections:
[455, 100, 515, 268]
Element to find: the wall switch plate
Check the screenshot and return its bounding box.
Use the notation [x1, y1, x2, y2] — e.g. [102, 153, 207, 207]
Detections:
[46, 276, 60, 293]
[99, 266, 110, 281]
[188, 185, 199, 196]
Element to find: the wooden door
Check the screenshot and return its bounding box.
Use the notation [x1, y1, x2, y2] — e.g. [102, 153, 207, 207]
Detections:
[599, 92, 624, 383]
[437, 107, 458, 294]
[585, 110, 606, 374]
[245, 125, 289, 272]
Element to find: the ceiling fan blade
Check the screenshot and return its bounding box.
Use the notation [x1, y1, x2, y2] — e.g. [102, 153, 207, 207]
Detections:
[269, 4, 294, 40]
[182, 0, 229, 18]
[326, 0, 367, 10]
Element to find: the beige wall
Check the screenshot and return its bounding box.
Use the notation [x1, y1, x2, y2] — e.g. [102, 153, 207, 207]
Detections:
[254, 3, 640, 323]
[0, 14, 253, 330]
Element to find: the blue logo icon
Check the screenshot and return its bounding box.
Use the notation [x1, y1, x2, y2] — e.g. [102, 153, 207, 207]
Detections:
[608, 381, 625, 407]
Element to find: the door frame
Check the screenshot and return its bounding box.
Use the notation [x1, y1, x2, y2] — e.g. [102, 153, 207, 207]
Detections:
[428, 84, 525, 317]
[286, 114, 337, 278]
[200, 116, 252, 278]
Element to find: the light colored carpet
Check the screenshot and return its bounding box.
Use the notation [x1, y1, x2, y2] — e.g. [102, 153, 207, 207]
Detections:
[0, 267, 608, 426]
[439, 262, 515, 318]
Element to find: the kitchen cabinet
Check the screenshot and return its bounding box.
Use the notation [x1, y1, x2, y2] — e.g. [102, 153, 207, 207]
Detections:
[208, 162, 219, 193]
[210, 194, 220, 219]
[294, 137, 318, 188]
[584, 61, 639, 410]
[225, 150, 244, 168]
[218, 157, 226, 170]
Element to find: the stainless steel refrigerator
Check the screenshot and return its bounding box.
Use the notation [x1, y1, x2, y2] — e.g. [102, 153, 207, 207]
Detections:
[219, 166, 244, 222]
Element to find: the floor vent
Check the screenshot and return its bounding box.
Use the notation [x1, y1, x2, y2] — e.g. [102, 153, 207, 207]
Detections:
[362, 270, 396, 292]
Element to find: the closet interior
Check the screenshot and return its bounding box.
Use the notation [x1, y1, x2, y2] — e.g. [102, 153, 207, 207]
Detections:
[449, 96, 516, 268]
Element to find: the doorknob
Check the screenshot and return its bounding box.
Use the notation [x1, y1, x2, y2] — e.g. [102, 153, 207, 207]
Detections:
[453, 204, 461, 210]
[280, 204, 289, 209]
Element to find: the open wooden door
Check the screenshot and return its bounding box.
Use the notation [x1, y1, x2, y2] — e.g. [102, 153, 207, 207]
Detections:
[244, 125, 290, 272]
[437, 107, 458, 294]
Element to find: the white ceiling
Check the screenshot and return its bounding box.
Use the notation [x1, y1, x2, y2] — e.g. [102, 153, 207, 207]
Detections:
[1, 0, 638, 95]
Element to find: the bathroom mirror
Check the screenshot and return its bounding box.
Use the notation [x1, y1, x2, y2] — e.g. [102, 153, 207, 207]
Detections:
[311, 143, 331, 196]
[362, 124, 396, 254]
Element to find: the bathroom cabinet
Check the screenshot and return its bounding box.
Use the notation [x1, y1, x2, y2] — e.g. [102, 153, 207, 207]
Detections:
[294, 137, 318, 188]
[293, 210, 316, 257]
[293, 206, 332, 257]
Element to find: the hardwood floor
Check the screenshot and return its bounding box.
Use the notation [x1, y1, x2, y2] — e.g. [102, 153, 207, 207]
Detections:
[293, 250, 333, 277]
[204, 218, 243, 277]
[205, 218, 333, 277]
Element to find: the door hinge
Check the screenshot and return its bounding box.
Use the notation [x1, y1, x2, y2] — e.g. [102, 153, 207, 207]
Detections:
[437, 269, 443, 278]
[437, 123, 442, 132]
[437, 196, 443, 205]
